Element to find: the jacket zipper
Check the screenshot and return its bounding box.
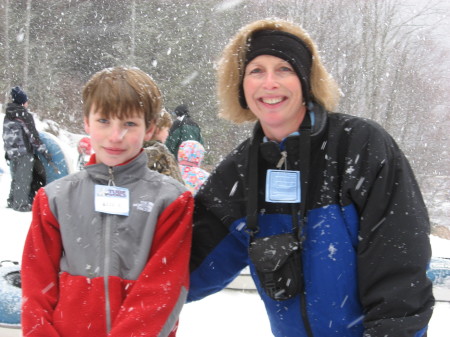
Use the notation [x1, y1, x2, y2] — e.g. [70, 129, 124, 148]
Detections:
[103, 167, 115, 333]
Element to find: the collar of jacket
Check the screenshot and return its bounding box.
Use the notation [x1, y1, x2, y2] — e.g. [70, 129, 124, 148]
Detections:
[5, 102, 27, 118]
[246, 104, 323, 232]
[84, 151, 149, 186]
[255, 102, 327, 167]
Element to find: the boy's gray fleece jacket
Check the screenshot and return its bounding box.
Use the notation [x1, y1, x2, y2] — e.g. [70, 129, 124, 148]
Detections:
[21, 151, 194, 337]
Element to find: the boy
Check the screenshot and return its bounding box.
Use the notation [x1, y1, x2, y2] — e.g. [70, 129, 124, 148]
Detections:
[21, 67, 193, 337]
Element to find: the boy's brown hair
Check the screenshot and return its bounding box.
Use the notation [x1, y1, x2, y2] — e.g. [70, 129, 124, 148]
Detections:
[82, 66, 162, 129]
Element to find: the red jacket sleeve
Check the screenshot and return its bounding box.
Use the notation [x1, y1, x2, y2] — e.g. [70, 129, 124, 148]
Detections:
[21, 188, 63, 337]
[108, 191, 193, 337]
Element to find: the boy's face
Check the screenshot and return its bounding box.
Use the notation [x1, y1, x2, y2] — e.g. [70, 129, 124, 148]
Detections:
[84, 107, 155, 166]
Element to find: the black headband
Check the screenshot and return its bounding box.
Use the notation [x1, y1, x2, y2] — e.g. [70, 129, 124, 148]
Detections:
[239, 30, 313, 108]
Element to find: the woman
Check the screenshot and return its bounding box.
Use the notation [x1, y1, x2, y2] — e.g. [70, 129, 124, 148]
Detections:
[188, 19, 434, 337]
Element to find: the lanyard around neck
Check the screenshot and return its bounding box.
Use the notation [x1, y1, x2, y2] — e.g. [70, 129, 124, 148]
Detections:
[246, 111, 312, 237]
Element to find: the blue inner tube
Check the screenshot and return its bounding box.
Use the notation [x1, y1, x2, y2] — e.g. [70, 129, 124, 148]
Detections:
[0, 262, 21, 327]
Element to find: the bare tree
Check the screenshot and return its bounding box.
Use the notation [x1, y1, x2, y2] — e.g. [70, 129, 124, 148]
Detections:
[23, 0, 31, 88]
[1, 0, 11, 110]
[129, 0, 136, 65]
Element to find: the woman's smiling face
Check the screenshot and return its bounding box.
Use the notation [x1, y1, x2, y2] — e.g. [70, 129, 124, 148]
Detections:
[243, 54, 306, 141]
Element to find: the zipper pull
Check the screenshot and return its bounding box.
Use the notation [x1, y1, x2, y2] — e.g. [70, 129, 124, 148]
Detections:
[108, 167, 116, 186]
[276, 151, 287, 169]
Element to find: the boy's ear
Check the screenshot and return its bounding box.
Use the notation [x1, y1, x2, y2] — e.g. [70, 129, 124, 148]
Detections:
[144, 123, 156, 142]
[84, 116, 90, 135]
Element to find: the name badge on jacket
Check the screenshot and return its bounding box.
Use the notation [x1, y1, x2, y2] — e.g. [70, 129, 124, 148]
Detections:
[265, 169, 301, 203]
[95, 185, 130, 216]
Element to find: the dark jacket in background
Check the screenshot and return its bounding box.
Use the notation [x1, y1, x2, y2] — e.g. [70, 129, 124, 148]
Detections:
[3, 103, 47, 159]
[166, 114, 203, 158]
[3, 102, 48, 211]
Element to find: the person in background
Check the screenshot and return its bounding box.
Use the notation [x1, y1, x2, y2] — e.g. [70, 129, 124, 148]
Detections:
[2, 86, 51, 212]
[21, 67, 193, 337]
[188, 19, 434, 337]
[177, 140, 210, 195]
[165, 104, 204, 158]
[144, 108, 184, 184]
[76, 136, 93, 170]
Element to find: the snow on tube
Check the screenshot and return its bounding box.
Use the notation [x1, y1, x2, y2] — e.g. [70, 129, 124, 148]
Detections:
[37, 131, 71, 184]
[427, 257, 450, 302]
[0, 261, 21, 328]
[427, 257, 450, 284]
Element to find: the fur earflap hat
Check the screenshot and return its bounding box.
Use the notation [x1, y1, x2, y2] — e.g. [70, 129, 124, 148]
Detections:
[11, 86, 28, 105]
[216, 19, 340, 124]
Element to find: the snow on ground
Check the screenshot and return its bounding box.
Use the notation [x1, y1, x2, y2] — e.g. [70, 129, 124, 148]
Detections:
[0, 115, 448, 336]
